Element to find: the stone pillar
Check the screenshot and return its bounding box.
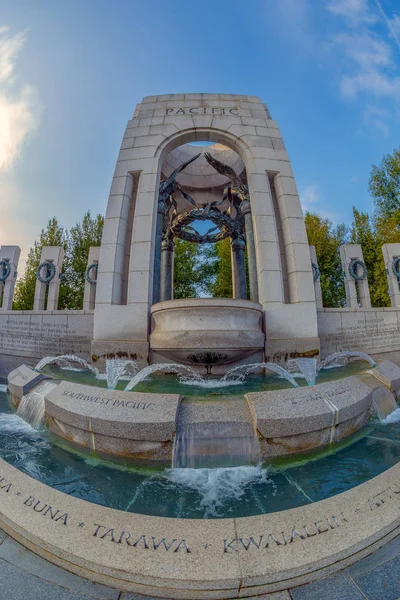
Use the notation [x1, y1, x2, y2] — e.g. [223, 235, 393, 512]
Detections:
[241, 200, 258, 302]
[309, 246, 323, 309]
[83, 247, 100, 310]
[153, 201, 166, 304]
[0, 246, 20, 310]
[34, 246, 64, 311]
[160, 238, 174, 302]
[231, 238, 247, 300]
[340, 244, 371, 308]
[382, 243, 400, 307]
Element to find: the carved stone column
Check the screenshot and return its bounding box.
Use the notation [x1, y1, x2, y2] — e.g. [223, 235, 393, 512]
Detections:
[231, 238, 247, 300]
[241, 200, 258, 302]
[153, 201, 167, 304]
[160, 238, 174, 302]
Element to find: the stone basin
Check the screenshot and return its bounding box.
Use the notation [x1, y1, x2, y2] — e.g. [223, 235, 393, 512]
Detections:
[150, 298, 265, 368]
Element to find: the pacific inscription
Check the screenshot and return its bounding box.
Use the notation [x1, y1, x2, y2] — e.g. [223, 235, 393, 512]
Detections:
[165, 107, 240, 116]
[61, 389, 155, 410]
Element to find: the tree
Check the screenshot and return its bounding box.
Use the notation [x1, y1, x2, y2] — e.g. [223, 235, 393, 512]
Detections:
[209, 238, 233, 298]
[304, 212, 348, 307]
[369, 148, 400, 222]
[173, 239, 218, 298]
[13, 217, 67, 310]
[61, 212, 104, 309]
[13, 212, 103, 310]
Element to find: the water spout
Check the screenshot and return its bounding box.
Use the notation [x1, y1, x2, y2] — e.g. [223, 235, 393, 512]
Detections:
[124, 363, 205, 391]
[287, 358, 317, 385]
[105, 359, 138, 390]
[319, 351, 376, 370]
[35, 355, 100, 377]
[223, 362, 299, 388]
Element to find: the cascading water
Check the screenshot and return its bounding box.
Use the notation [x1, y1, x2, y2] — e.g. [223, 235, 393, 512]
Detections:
[286, 358, 317, 385]
[319, 351, 376, 370]
[104, 359, 138, 389]
[124, 363, 205, 391]
[172, 398, 261, 469]
[17, 380, 59, 428]
[223, 362, 299, 388]
[35, 354, 100, 376]
[372, 386, 398, 421]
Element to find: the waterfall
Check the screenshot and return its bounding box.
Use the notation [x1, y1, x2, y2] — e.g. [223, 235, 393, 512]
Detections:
[372, 386, 398, 421]
[172, 399, 260, 469]
[17, 380, 58, 429]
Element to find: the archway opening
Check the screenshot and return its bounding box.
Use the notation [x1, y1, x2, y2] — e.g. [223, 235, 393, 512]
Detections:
[155, 140, 254, 302]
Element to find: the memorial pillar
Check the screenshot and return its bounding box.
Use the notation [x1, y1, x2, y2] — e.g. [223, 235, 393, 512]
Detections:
[309, 246, 323, 309]
[153, 201, 166, 304]
[382, 243, 400, 307]
[340, 244, 371, 308]
[241, 200, 258, 303]
[83, 247, 100, 310]
[231, 238, 247, 300]
[0, 246, 20, 310]
[34, 246, 64, 311]
[160, 238, 174, 302]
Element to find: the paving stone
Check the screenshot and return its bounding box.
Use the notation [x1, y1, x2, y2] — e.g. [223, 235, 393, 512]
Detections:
[290, 572, 365, 600]
[0, 537, 119, 599]
[0, 557, 102, 600]
[0, 527, 8, 544]
[347, 534, 400, 577]
[354, 554, 400, 600]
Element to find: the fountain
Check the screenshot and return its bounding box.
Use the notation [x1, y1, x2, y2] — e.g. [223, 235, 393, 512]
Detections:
[3, 92, 400, 598]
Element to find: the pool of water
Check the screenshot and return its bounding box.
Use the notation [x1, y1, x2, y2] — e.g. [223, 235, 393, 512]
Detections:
[1, 383, 400, 519]
[42, 360, 368, 397]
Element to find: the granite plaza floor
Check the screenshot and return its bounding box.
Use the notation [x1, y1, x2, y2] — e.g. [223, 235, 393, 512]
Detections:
[0, 525, 400, 599]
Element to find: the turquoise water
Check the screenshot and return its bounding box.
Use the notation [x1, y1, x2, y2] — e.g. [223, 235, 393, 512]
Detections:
[41, 360, 367, 397]
[1, 372, 400, 518]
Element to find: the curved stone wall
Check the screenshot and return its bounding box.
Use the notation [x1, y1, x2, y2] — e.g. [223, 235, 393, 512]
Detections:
[7, 362, 400, 460]
[0, 458, 400, 597]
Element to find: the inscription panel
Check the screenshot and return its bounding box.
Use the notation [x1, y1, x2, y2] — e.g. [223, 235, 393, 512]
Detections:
[0, 313, 93, 359]
[318, 311, 400, 355]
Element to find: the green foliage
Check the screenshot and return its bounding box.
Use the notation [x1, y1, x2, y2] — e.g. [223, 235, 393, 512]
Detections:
[13, 217, 67, 310]
[173, 239, 218, 298]
[61, 212, 104, 309]
[13, 212, 104, 310]
[304, 212, 348, 307]
[209, 238, 232, 298]
[369, 148, 400, 222]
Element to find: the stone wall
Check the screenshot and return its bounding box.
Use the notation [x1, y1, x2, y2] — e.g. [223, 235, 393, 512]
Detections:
[0, 311, 93, 376]
[318, 308, 400, 357]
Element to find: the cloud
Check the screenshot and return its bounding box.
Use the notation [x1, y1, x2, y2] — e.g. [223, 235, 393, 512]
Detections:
[0, 26, 40, 171]
[326, 0, 377, 23]
[300, 183, 340, 223]
[326, 0, 400, 133]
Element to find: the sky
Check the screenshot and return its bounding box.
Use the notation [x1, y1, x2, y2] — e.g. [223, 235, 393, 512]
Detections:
[0, 0, 400, 266]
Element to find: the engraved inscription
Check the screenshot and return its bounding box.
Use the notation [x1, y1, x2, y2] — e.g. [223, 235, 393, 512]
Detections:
[61, 390, 155, 410]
